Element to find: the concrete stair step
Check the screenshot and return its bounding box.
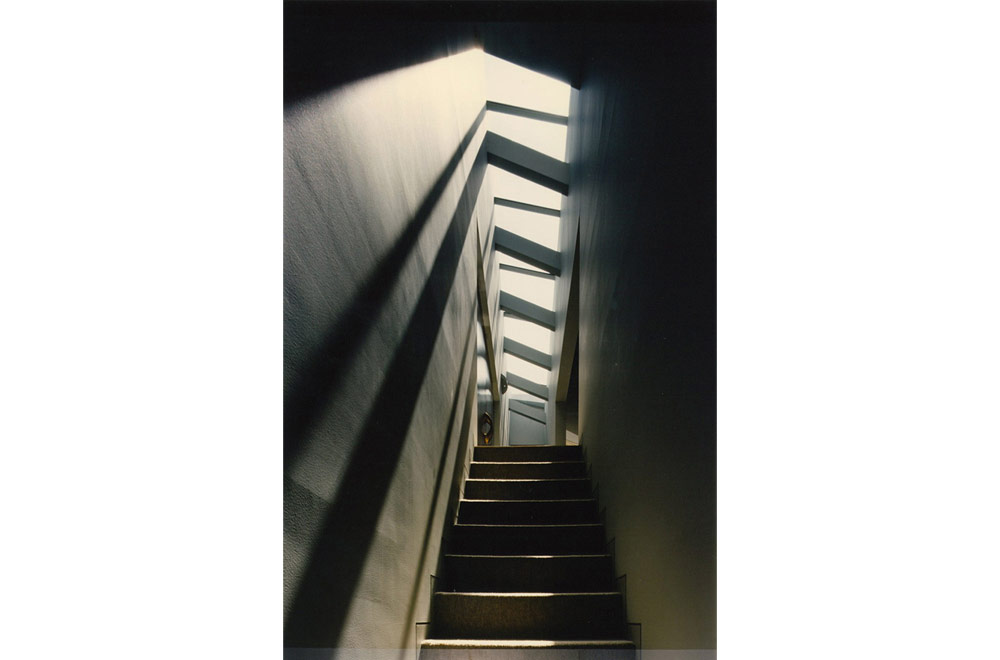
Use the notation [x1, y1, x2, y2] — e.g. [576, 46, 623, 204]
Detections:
[458, 499, 598, 525]
[421, 639, 636, 649]
[464, 478, 591, 500]
[442, 554, 614, 592]
[449, 524, 606, 555]
[470, 461, 587, 479]
[474, 445, 583, 463]
[429, 592, 627, 640]
[420, 639, 636, 660]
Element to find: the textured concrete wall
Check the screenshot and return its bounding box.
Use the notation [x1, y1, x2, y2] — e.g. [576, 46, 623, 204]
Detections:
[568, 18, 717, 650]
[283, 47, 489, 650]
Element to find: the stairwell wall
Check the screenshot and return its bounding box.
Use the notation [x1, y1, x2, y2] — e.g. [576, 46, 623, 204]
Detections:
[567, 17, 717, 653]
[283, 42, 491, 652]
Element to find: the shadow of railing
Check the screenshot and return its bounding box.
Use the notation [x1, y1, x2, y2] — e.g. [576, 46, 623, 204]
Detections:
[284, 105, 486, 467]
[283, 131, 489, 647]
[396, 323, 476, 651]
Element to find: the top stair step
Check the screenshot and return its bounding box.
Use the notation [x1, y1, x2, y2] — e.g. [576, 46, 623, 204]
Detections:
[475, 445, 583, 463]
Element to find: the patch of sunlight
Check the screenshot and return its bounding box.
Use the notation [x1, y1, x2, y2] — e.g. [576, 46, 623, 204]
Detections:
[430, 640, 560, 648]
[494, 204, 560, 251]
[497, 251, 550, 274]
[489, 166, 563, 210]
[487, 110, 568, 161]
[503, 316, 553, 354]
[485, 53, 571, 116]
[509, 391, 545, 407]
[500, 269, 555, 310]
[510, 391, 546, 406]
[505, 353, 550, 384]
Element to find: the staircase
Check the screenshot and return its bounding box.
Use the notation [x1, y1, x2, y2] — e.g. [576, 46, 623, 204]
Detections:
[421, 444, 636, 659]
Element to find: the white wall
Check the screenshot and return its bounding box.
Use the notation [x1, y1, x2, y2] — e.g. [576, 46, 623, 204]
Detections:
[283, 48, 492, 651]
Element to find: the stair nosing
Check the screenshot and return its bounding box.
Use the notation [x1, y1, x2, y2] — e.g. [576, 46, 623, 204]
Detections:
[421, 639, 635, 648]
[445, 553, 611, 559]
[461, 498, 597, 503]
[434, 591, 621, 597]
[454, 522, 602, 527]
[465, 478, 590, 482]
[476, 444, 571, 447]
[472, 460, 585, 465]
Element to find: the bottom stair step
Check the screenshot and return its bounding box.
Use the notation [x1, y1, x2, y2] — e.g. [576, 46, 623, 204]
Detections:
[429, 592, 627, 640]
[420, 639, 635, 660]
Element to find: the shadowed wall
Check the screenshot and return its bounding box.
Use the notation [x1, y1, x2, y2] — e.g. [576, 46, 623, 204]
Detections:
[565, 16, 717, 650]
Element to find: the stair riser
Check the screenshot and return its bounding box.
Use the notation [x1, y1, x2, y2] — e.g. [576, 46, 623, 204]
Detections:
[465, 479, 591, 500]
[470, 462, 587, 479]
[449, 525, 606, 555]
[443, 555, 614, 592]
[458, 500, 597, 525]
[474, 446, 583, 462]
[430, 593, 626, 640]
[420, 647, 636, 660]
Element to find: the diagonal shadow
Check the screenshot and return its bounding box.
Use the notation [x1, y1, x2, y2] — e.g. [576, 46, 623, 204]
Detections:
[283, 138, 489, 648]
[284, 105, 486, 465]
[395, 314, 477, 654]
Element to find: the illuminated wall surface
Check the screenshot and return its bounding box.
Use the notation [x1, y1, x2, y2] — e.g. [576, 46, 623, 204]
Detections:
[284, 6, 715, 655]
[284, 46, 488, 650]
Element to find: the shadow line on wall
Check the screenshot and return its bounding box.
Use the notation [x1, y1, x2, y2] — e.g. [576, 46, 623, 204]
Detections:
[284, 105, 487, 467]
[283, 139, 489, 648]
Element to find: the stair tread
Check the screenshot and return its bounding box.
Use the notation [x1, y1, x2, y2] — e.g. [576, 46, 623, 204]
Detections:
[471, 462, 587, 479]
[472, 461, 585, 465]
[454, 522, 602, 527]
[422, 639, 635, 648]
[435, 591, 620, 596]
[466, 478, 589, 482]
[461, 498, 596, 503]
[445, 554, 610, 558]
[430, 446, 623, 646]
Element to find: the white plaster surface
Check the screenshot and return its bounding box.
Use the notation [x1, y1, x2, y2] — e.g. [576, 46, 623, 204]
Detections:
[284, 48, 492, 650]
